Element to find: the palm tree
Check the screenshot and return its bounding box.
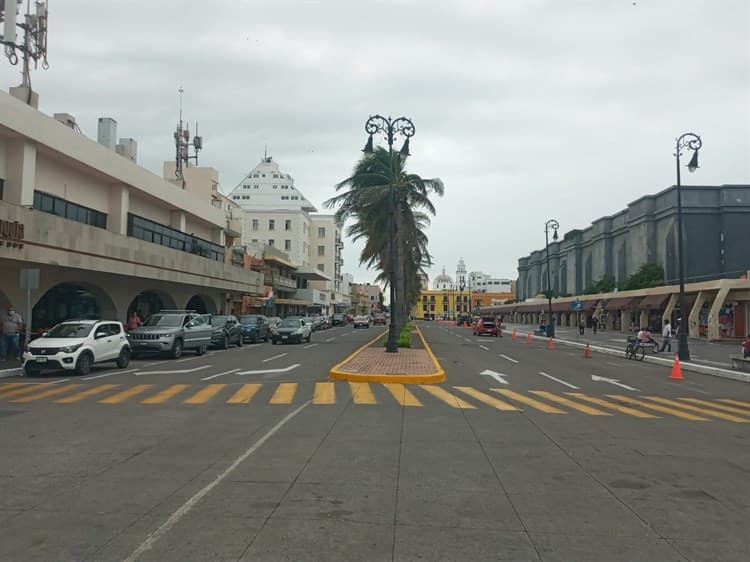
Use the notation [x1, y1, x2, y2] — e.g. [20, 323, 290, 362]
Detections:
[325, 147, 443, 334]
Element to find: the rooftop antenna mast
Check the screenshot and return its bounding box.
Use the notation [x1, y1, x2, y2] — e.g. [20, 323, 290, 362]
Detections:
[1, 0, 50, 106]
[173, 86, 203, 179]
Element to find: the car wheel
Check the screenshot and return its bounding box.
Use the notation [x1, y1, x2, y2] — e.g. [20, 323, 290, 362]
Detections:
[196, 343, 207, 356]
[75, 352, 93, 375]
[24, 364, 39, 377]
[251, 334, 257, 344]
[264, 332, 269, 342]
[171, 339, 183, 359]
[116, 347, 131, 369]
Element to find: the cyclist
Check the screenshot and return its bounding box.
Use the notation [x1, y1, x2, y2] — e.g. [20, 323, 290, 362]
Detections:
[637, 327, 657, 351]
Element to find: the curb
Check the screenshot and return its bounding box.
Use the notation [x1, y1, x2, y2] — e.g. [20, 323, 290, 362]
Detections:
[328, 324, 446, 384]
[503, 329, 750, 384]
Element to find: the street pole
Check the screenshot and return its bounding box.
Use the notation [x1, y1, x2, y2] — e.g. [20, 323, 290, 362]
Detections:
[674, 132, 702, 362]
[544, 219, 559, 338]
[363, 115, 415, 353]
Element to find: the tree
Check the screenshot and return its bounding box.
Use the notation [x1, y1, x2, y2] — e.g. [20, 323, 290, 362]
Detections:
[325, 147, 443, 335]
[583, 275, 617, 295]
[621, 263, 664, 291]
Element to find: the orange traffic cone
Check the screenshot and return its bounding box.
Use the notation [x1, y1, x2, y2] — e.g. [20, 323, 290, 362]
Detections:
[526, 333, 532, 344]
[512, 329, 517, 340]
[547, 338, 554, 350]
[669, 355, 684, 380]
[584, 343, 592, 359]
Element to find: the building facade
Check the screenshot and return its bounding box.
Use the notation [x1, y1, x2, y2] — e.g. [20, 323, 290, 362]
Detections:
[517, 184, 750, 301]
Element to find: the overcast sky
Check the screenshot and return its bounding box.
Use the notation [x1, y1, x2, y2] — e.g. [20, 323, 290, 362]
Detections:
[3, 0, 748, 287]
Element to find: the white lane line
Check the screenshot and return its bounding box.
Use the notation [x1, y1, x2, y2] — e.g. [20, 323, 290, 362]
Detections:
[479, 345, 489, 351]
[46, 378, 71, 385]
[303, 343, 318, 349]
[136, 365, 212, 376]
[499, 354, 519, 364]
[325, 338, 335, 342]
[201, 368, 241, 381]
[242, 344, 262, 349]
[340, 333, 349, 337]
[237, 364, 300, 376]
[140, 360, 170, 367]
[464, 338, 472, 343]
[83, 369, 139, 381]
[262, 353, 288, 363]
[538, 371, 579, 390]
[124, 400, 311, 562]
[606, 361, 621, 367]
[0, 366, 23, 374]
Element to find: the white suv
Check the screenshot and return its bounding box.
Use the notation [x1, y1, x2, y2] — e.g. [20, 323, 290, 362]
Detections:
[23, 320, 131, 376]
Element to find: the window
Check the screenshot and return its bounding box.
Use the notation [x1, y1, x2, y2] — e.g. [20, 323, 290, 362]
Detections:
[33, 191, 107, 229]
[273, 174, 279, 178]
[233, 195, 240, 200]
[318, 227, 325, 238]
[243, 184, 250, 189]
[269, 219, 275, 230]
[317, 245, 325, 256]
[127, 214, 223, 261]
[254, 185, 259, 189]
[268, 239, 275, 247]
[285, 220, 292, 231]
[252, 219, 259, 231]
[273, 185, 278, 189]
[251, 239, 258, 243]
[285, 240, 291, 250]
[317, 264, 325, 272]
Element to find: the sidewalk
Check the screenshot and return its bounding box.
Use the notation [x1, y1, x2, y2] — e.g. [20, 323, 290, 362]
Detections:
[329, 325, 445, 384]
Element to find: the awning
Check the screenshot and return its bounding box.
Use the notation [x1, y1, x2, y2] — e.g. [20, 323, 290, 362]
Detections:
[294, 266, 331, 281]
[604, 297, 638, 309]
[551, 301, 572, 312]
[264, 254, 297, 269]
[274, 298, 309, 306]
[638, 293, 671, 309]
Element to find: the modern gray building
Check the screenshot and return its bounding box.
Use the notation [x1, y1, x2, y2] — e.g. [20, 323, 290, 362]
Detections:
[517, 184, 750, 300]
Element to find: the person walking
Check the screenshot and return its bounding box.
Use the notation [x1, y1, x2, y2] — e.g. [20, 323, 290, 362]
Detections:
[592, 317, 598, 334]
[1, 305, 24, 361]
[127, 311, 142, 332]
[579, 318, 585, 336]
[660, 319, 672, 353]
[742, 334, 750, 359]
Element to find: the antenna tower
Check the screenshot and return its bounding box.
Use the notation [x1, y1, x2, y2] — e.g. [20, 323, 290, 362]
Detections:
[173, 87, 203, 179]
[1, 0, 50, 103]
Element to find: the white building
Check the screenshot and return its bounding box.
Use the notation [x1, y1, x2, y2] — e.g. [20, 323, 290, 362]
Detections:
[434, 267, 454, 290]
[469, 272, 513, 293]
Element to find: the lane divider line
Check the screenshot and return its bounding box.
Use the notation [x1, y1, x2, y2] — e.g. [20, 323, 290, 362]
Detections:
[262, 353, 288, 363]
[201, 368, 240, 381]
[538, 371, 579, 389]
[499, 354, 519, 364]
[83, 369, 139, 380]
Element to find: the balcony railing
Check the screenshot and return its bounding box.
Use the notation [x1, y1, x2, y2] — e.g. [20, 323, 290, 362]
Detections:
[272, 274, 297, 290]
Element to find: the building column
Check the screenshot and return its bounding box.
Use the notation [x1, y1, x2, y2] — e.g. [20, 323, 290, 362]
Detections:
[4, 140, 37, 207]
[662, 294, 678, 326]
[170, 211, 186, 232]
[688, 291, 707, 339]
[639, 309, 649, 330]
[707, 284, 730, 341]
[108, 184, 130, 235]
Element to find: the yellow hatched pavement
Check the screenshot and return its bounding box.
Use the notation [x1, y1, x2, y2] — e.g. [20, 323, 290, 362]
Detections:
[0, 382, 748, 423]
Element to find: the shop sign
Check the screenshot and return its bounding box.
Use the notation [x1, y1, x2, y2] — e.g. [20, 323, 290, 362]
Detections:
[0, 220, 25, 249]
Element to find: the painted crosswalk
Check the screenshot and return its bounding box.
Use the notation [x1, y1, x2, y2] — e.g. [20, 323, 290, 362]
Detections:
[1, 382, 749, 423]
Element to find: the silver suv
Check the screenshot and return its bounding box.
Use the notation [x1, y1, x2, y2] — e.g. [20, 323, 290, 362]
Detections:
[127, 310, 212, 359]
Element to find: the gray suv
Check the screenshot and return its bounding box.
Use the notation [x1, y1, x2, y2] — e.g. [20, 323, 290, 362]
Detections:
[127, 310, 212, 359]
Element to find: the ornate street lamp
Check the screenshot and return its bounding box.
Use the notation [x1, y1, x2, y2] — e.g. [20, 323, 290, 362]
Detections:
[544, 219, 560, 338]
[674, 132, 702, 361]
[362, 115, 416, 353]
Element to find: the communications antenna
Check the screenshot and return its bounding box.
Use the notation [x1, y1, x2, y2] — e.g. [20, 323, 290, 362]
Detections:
[173, 87, 203, 179]
[1, 0, 49, 104]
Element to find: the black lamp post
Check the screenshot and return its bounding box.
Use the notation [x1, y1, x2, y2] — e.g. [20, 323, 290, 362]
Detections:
[362, 115, 415, 353]
[544, 219, 560, 338]
[674, 132, 702, 361]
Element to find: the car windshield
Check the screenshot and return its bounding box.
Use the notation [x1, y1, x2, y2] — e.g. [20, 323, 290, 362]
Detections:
[142, 314, 182, 327]
[239, 316, 261, 324]
[45, 323, 95, 338]
[279, 318, 301, 328]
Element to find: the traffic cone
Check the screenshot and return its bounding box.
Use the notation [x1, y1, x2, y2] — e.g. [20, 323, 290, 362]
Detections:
[512, 329, 517, 340]
[526, 333, 532, 344]
[584, 343, 592, 359]
[669, 355, 684, 380]
[547, 338, 554, 350]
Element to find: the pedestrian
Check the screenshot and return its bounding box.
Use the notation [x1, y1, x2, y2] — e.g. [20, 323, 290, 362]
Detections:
[127, 311, 142, 332]
[1, 305, 24, 361]
[660, 319, 672, 353]
[742, 334, 750, 359]
[579, 318, 585, 335]
[592, 317, 598, 334]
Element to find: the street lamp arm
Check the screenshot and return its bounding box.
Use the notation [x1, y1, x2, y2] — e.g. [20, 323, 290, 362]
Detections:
[365, 115, 416, 146]
[675, 132, 702, 156]
[545, 219, 559, 234]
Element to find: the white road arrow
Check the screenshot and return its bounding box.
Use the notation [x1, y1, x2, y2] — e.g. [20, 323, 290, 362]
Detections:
[237, 364, 301, 376]
[591, 374, 639, 392]
[480, 369, 508, 385]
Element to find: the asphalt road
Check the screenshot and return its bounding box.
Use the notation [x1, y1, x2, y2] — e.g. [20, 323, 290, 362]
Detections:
[1, 321, 749, 561]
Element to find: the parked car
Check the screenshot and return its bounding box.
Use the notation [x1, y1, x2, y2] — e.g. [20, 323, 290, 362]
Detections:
[208, 315, 243, 348]
[239, 314, 270, 343]
[473, 316, 499, 337]
[332, 313, 345, 326]
[353, 315, 370, 329]
[127, 310, 211, 358]
[302, 316, 320, 331]
[271, 317, 312, 344]
[313, 316, 328, 331]
[372, 313, 387, 325]
[23, 320, 131, 376]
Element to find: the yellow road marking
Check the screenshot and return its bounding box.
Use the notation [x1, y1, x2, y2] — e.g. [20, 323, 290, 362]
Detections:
[0, 383, 25, 393]
[606, 395, 709, 421]
[55, 384, 119, 403]
[493, 389, 566, 414]
[99, 384, 154, 404]
[270, 383, 297, 404]
[313, 382, 336, 405]
[12, 384, 82, 403]
[184, 384, 226, 404]
[529, 391, 611, 416]
[227, 384, 262, 404]
[643, 396, 749, 423]
[349, 382, 377, 404]
[141, 384, 190, 404]
[383, 383, 423, 407]
[0, 384, 49, 399]
[566, 393, 657, 418]
[679, 398, 750, 417]
[718, 399, 750, 409]
[420, 385, 476, 409]
[453, 387, 519, 411]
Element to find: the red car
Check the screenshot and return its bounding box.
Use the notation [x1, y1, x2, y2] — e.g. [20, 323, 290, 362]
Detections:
[473, 316, 499, 337]
[372, 314, 387, 325]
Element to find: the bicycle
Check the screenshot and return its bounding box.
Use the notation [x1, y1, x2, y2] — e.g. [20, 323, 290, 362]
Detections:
[625, 336, 645, 361]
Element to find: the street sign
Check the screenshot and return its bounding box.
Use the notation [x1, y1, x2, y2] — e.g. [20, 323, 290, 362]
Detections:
[20, 268, 39, 290]
[571, 300, 584, 312]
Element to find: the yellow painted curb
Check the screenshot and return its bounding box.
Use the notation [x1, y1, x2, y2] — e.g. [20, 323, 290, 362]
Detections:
[328, 323, 446, 384]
